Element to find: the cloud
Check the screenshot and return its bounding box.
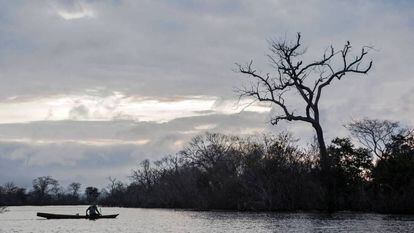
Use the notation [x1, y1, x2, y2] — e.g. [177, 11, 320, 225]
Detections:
[0, 141, 144, 187]
[0, 0, 413, 187]
[69, 104, 89, 120]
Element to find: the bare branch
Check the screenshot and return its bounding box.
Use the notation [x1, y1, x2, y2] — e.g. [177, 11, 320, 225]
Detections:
[236, 34, 373, 170]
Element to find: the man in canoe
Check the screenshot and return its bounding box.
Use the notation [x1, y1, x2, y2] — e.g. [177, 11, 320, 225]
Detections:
[86, 204, 101, 217]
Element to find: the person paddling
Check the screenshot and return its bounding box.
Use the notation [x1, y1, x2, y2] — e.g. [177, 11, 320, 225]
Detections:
[86, 204, 101, 217]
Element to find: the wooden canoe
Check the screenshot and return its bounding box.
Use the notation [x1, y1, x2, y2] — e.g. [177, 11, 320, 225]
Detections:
[37, 212, 119, 220]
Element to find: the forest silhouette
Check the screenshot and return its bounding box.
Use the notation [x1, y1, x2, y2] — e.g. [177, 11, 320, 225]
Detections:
[1, 119, 413, 213]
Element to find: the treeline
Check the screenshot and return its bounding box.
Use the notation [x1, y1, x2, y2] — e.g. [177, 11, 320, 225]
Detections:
[1, 119, 413, 213]
[100, 119, 413, 213]
[0, 177, 101, 206]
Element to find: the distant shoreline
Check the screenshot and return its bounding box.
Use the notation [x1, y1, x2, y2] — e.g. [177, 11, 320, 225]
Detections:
[2, 205, 414, 215]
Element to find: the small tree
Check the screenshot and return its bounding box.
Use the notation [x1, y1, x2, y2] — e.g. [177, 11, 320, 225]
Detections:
[85, 187, 100, 204]
[3, 182, 18, 194]
[131, 159, 156, 191]
[107, 177, 124, 195]
[346, 119, 408, 159]
[68, 182, 81, 199]
[32, 176, 58, 203]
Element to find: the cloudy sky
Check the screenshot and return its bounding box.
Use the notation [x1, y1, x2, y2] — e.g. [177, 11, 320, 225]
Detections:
[0, 0, 413, 188]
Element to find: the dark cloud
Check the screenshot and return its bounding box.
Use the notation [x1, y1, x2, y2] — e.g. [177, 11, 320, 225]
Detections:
[69, 105, 89, 119]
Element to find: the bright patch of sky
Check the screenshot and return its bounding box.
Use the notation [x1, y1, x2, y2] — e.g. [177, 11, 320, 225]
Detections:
[49, 0, 95, 20]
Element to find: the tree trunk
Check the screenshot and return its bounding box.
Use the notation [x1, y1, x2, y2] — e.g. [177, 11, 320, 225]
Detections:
[314, 123, 329, 171]
[313, 122, 335, 211]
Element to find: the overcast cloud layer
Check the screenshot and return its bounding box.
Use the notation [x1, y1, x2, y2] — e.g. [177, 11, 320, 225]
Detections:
[0, 0, 413, 188]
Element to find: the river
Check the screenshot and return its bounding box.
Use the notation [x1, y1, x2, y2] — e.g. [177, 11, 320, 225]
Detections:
[0, 206, 413, 232]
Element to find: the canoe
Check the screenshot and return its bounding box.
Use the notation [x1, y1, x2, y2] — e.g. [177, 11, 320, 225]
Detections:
[37, 212, 119, 220]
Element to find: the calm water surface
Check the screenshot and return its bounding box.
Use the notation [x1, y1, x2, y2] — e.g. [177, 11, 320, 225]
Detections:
[1, 206, 413, 232]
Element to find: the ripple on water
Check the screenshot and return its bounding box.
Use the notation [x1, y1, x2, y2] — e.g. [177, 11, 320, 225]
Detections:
[0, 206, 413, 233]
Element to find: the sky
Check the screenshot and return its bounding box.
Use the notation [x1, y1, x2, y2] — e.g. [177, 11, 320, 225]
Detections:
[0, 0, 413, 188]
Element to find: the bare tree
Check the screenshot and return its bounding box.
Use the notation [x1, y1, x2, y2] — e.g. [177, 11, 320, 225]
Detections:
[50, 182, 63, 199]
[179, 133, 240, 171]
[107, 177, 124, 195]
[68, 182, 81, 198]
[32, 176, 59, 200]
[237, 33, 372, 173]
[3, 182, 18, 194]
[346, 119, 408, 159]
[131, 159, 156, 191]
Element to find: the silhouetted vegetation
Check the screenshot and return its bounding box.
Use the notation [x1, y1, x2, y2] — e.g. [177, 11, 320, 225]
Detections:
[0, 177, 100, 206]
[1, 119, 413, 214]
[85, 187, 100, 204]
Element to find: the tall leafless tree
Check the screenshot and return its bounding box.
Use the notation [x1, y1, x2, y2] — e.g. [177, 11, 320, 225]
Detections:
[237, 33, 372, 174]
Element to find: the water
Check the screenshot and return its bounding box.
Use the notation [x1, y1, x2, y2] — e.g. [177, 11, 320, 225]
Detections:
[1, 206, 413, 233]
